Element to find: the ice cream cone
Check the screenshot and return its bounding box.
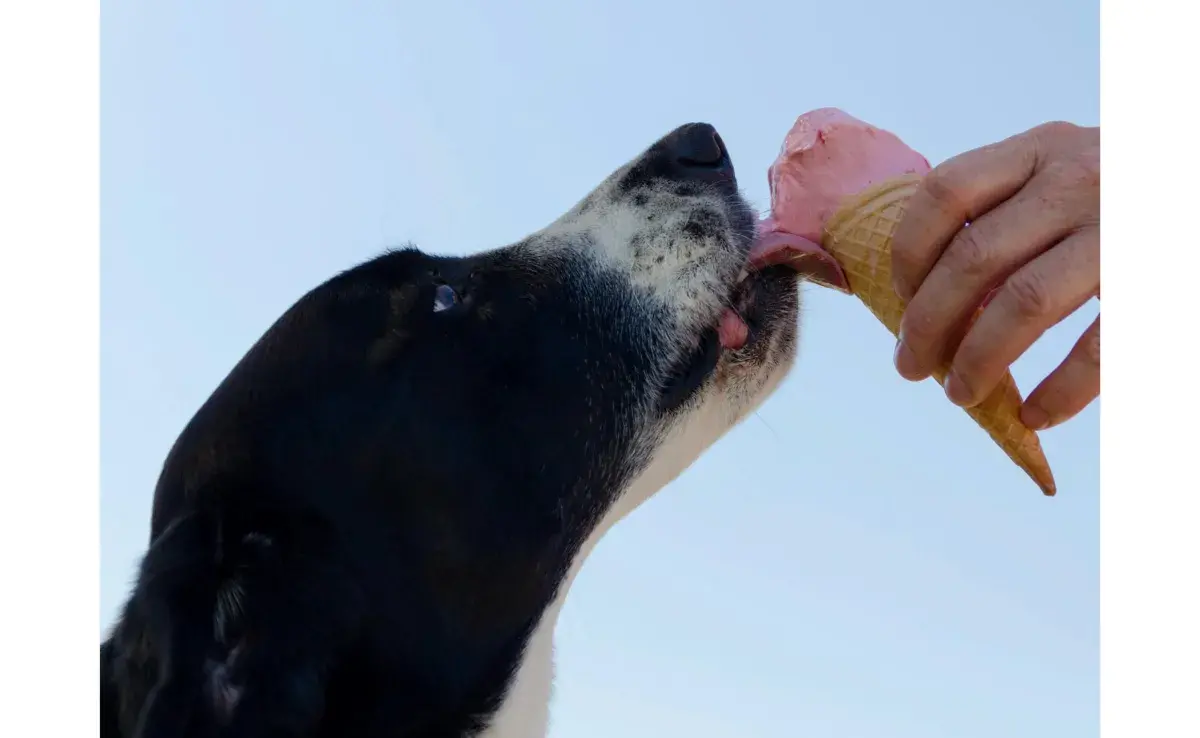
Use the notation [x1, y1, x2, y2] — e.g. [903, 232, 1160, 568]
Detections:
[816, 174, 1057, 496]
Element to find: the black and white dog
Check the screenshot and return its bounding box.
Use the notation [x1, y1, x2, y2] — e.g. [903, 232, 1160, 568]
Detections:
[101, 123, 836, 737]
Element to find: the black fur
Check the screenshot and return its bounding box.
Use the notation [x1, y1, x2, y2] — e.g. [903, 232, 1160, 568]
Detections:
[102, 123, 802, 737]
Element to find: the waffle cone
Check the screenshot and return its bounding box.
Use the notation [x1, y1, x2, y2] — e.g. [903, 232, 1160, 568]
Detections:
[818, 174, 1056, 496]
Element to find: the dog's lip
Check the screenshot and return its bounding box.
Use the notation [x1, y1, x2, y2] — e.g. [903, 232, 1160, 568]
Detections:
[715, 225, 849, 351]
[715, 269, 768, 351]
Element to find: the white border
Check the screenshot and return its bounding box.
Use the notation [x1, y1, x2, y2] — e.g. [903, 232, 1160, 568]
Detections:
[0, 1, 99, 734]
[1, 2, 1195, 736]
[1101, 0, 1199, 735]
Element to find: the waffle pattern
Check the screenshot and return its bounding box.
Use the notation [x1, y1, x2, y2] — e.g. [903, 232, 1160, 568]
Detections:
[816, 175, 1057, 496]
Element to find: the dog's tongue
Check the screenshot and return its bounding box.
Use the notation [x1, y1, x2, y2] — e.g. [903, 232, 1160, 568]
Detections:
[718, 308, 749, 350]
[752, 220, 850, 293]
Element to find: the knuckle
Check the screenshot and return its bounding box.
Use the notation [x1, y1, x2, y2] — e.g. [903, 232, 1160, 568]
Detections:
[1035, 120, 1082, 139]
[1003, 271, 1055, 320]
[1077, 326, 1101, 367]
[922, 166, 970, 219]
[945, 226, 995, 280]
[1034, 121, 1101, 184]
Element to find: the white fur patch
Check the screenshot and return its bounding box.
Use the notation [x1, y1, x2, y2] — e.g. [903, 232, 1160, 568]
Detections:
[533, 175, 751, 350]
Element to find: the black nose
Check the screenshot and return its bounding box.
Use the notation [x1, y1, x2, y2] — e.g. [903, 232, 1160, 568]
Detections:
[666, 123, 726, 166]
[661, 123, 733, 181]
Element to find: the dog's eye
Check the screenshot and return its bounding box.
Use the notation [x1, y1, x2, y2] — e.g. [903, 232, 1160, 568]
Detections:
[432, 284, 460, 313]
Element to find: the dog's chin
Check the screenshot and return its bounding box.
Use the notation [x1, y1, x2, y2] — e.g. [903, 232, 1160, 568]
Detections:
[657, 263, 800, 414]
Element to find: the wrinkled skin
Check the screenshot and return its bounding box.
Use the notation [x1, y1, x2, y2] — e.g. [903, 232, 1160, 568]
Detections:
[891, 121, 1100, 430]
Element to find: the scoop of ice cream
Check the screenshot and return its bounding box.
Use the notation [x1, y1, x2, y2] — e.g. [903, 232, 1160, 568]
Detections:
[727, 108, 932, 344]
[762, 107, 932, 244]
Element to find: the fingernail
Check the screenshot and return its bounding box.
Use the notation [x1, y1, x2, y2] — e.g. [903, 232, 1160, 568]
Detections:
[1021, 404, 1051, 431]
[893, 339, 928, 381]
[943, 371, 974, 406]
[892, 278, 912, 302]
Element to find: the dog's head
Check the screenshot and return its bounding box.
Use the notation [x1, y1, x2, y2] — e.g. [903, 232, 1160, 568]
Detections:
[143, 123, 817, 737]
[312, 123, 802, 557]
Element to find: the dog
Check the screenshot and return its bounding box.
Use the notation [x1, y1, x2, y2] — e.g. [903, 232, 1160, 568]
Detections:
[100, 122, 829, 737]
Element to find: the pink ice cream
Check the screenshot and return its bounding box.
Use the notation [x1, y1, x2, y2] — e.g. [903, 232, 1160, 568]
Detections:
[722, 108, 931, 349]
[754, 108, 932, 293]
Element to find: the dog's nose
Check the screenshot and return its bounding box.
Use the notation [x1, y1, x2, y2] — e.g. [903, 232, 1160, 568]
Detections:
[662, 123, 733, 180]
[666, 123, 726, 167]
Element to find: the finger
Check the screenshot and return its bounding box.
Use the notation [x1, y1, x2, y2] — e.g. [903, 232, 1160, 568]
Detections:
[891, 129, 1040, 302]
[942, 226, 1100, 407]
[1020, 315, 1101, 430]
[893, 170, 1088, 381]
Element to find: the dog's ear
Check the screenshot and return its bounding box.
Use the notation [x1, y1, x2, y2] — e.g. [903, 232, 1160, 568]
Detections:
[110, 510, 368, 738]
[198, 545, 366, 738]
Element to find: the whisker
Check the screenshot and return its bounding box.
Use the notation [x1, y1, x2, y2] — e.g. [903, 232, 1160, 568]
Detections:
[754, 410, 780, 440]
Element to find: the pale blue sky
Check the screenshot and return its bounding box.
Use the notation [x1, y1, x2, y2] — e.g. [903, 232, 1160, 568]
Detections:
[101, 1, 1098, 735]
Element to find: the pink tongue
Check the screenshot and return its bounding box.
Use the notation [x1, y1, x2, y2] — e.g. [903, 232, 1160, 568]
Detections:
[718, 309, 748, 350]
[752, 222, 850, 293]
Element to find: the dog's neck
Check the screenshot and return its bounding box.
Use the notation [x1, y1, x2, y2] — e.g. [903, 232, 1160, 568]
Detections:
[479, 406, 730, 738]
[475, 497, 639, 738]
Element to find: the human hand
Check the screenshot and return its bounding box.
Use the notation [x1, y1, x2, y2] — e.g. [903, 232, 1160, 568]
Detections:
[889, 122, 1100, 431]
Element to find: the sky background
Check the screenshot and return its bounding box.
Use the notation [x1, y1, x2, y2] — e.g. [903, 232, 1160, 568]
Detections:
[101, 1, 1099, 736]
